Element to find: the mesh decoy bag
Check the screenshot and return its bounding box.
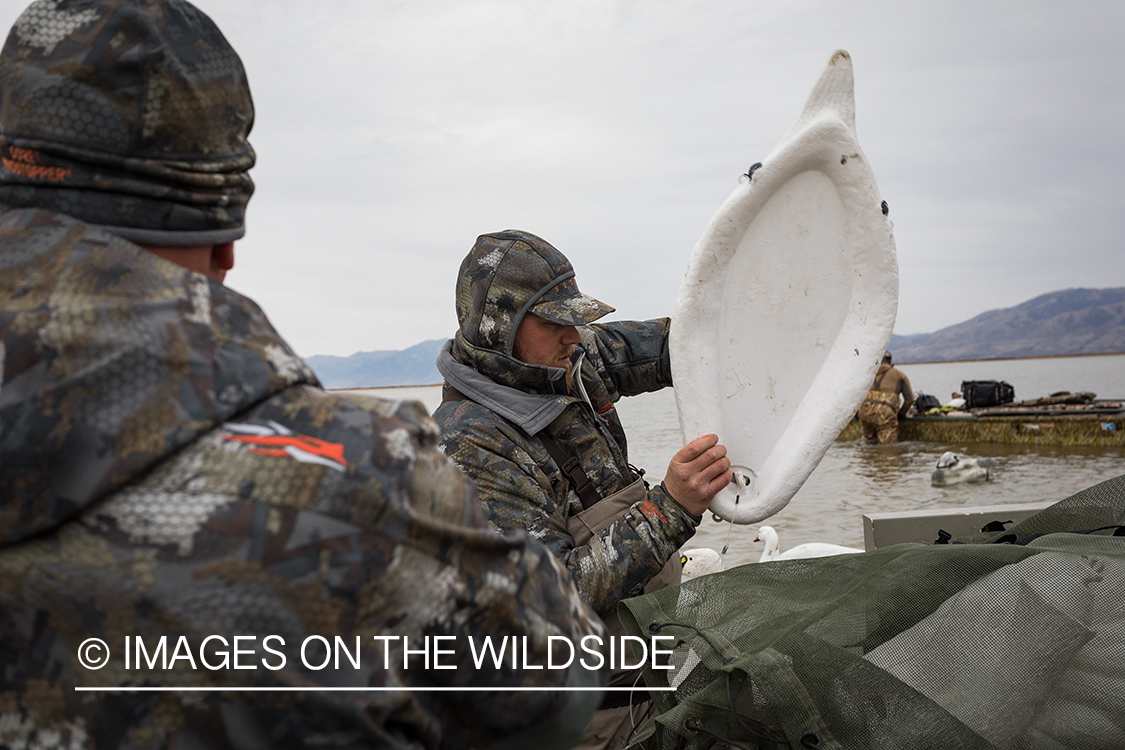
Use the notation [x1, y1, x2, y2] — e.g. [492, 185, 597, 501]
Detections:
[621, 474, 1125, 750]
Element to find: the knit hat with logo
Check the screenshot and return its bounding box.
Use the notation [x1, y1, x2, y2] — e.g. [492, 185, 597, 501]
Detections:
[0, 0, 254, 245]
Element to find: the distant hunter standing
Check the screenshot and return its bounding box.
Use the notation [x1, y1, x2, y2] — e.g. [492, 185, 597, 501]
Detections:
[858, 351, 915, 444]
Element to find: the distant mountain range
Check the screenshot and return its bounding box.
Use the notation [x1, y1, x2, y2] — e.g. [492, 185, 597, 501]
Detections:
[307, 287, 1125, 387]
[306, 339, 446, 388]
[889, 287, 1125, 363]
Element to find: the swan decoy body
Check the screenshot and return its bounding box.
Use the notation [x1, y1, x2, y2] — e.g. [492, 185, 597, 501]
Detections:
[754, 526, 863, 562]
[931, 451, 996, 486]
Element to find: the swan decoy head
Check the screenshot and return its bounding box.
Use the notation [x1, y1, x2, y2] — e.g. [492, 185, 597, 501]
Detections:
[753, 526, 781, 562]
[754, 526, 780, 550]
[681, 548, 724, 580]
[936, 451, 960, 469]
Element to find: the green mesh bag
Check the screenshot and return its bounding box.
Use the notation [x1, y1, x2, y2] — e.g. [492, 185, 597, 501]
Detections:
[620, 474, 1125, 750]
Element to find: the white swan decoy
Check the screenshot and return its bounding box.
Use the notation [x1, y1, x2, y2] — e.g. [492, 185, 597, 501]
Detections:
[931, 451, 996, 486]
[680, 548, 724, 580]
[754, 525, 863, 563]
[671, 50, 898, 524]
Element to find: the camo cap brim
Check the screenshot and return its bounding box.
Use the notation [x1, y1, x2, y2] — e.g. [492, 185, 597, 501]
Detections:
[527, 276, 614, 328]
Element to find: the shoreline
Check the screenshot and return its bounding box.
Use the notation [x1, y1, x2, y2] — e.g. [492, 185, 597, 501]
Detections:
[329, 384, 443, 391]
[897, 351, 1125, 366]
[327, 351, 1125, 391]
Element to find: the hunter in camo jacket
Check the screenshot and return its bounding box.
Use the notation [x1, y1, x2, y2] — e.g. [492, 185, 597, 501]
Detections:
[0, 2, 606, 748]
[433, 231, 723, 619]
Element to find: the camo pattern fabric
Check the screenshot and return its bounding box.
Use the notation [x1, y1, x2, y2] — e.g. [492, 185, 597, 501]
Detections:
[0, 0, 255, 243]
[454, 230, 613, 356]
[0, 207, 606, 749]
[437, 315, 701, 620]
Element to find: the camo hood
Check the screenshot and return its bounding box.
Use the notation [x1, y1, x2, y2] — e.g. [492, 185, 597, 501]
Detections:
[0, 207, 316, 546]
[0, 0, 255, 245]
[450, 230, 614, 394]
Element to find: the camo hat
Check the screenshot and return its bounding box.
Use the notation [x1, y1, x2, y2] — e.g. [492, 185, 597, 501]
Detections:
[0, 0, 255, 245]
[455, 230, 614, 355]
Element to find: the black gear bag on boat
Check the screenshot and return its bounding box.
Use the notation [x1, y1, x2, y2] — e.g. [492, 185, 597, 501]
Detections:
[913, 392, 942, 414]
[961, 380, 1015, 408]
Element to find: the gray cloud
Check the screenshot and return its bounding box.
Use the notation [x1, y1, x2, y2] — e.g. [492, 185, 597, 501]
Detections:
[5, 0, 1120, 357]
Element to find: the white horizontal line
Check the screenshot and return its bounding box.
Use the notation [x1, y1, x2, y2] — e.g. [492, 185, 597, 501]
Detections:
[75, 686, 674, 693]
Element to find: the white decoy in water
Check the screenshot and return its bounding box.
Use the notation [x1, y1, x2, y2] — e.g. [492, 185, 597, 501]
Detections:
[931, 451, 996, 486]
[753, 526, 863, 563]
[680, 548, 724, 580]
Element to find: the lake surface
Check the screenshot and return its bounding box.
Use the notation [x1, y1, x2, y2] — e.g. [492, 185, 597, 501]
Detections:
[348, 354, 1124, 569]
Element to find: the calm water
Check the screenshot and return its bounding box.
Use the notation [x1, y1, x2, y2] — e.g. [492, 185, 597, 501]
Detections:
[352, 354, 1125, 569]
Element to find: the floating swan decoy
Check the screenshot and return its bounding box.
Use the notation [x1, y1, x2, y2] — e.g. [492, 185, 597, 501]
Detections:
[754, 526, 863, 563]
[931, 451, 996, 486]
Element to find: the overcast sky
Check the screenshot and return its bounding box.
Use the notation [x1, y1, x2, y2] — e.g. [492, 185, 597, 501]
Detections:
[7, 0, 1121, 358]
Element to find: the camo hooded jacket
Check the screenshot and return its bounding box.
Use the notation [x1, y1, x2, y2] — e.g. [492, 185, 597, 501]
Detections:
[433, 233, 700, 620]
[0, 207, 607, 750]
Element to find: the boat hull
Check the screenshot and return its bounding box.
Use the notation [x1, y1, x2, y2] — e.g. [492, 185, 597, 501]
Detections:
[838, 413, 1125, 446]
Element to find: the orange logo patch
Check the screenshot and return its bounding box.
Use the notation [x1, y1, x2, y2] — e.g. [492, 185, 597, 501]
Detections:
[2, 146, 71, 183]
[638, 501, 668, 524]
[223, 421, 347, 471]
